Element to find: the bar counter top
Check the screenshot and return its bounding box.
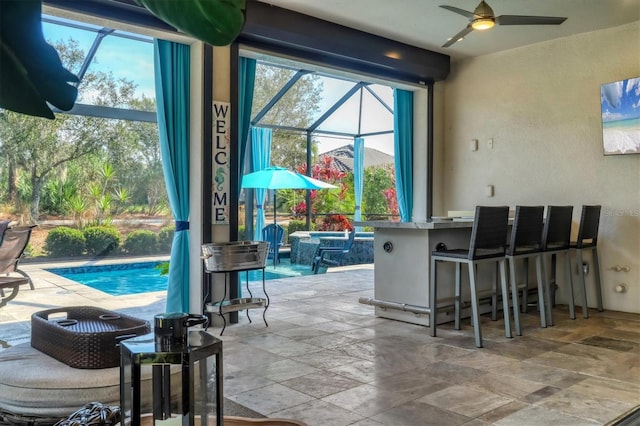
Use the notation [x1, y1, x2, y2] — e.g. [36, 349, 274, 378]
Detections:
[354, 220, 474, 230]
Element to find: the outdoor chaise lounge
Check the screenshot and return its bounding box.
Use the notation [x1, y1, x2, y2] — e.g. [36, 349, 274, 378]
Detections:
[0, 225, 36, 290]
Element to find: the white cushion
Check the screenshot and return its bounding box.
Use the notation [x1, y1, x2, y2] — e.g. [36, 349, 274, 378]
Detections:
[0, 343, 120, 417]
[0, 343, 180, 419]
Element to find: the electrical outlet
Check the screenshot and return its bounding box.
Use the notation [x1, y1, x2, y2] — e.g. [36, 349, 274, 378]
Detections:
[487, 138, 494, 149]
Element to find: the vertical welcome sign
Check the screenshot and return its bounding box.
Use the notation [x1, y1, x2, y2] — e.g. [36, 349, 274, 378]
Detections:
[212, 101, 230, 224]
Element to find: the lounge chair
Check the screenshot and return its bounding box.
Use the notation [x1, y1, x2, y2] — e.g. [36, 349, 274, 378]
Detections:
[0, 220, 10, 244]
[312, 230, 356, 274]
[0, 225, 36, 290]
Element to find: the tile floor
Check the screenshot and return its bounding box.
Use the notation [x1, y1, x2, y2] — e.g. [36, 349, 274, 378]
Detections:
[1, 263, 639, 425]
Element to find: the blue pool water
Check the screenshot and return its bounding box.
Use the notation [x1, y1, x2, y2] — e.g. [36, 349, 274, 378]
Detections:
[46, 260, 310, 296]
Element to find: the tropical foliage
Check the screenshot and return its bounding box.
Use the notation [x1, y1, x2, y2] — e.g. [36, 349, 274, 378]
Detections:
[0, 39, 167, 222]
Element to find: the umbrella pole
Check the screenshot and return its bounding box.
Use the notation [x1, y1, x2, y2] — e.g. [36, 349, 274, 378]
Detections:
[273, 191, 277, 268]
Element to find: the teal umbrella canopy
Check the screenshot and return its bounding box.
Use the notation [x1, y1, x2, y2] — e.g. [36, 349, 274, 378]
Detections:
[241, 166, 336, 190]
[241, 166, 336, 267]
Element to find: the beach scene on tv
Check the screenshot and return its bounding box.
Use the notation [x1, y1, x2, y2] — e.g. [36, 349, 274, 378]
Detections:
[601, 76, 640, 155]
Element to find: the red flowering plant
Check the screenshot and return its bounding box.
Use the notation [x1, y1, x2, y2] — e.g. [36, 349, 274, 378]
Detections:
[317, 214, 353, 231]
[290, 157, 354, 218]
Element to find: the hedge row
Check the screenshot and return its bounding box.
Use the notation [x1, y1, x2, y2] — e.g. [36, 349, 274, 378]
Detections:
[44, 225, 174, 258]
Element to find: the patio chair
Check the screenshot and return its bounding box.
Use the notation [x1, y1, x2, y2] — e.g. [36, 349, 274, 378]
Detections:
[0, 220, 10, 244]
[0, 225, 36, 290]
[262, 224, 285, 264]
[312, 230, 356, 274]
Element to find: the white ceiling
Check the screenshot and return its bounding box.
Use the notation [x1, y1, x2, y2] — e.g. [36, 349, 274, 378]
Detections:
[257, 0, 640, 61]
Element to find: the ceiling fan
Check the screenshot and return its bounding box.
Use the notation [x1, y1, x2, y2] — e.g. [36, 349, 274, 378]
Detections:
[440, 1, 567, 47]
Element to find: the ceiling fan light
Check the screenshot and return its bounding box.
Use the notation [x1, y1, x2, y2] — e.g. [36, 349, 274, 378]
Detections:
[471, 18, 495, 30]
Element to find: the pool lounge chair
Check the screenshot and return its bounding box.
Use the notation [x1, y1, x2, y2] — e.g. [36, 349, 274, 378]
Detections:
[0, 225, 36, 290]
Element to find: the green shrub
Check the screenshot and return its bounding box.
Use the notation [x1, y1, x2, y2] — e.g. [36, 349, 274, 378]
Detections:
[124, 230, 158, 255]
[83, 225, 121, 256]
[238, 225, 247, 241]
[44, 227, 85, 257]
[158, 226, 174, 252]
[287, 220, 308, 235]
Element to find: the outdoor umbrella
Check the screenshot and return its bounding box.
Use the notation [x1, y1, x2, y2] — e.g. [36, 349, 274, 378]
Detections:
[241, 166, 337, 267]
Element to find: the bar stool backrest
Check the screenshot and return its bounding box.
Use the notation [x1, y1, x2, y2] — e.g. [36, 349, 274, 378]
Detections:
[542, 206, 573, 251]
[507, 205, 544, 256]
[575, 205, 601, 248]
[468, 206, 510, 260]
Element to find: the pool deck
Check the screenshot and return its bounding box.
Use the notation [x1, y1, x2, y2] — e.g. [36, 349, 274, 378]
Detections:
[1, 257, 170, 348]
[0, 256, 363, 349]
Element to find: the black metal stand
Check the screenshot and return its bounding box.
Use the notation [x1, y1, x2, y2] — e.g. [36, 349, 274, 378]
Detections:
[204, 267, 269, 335]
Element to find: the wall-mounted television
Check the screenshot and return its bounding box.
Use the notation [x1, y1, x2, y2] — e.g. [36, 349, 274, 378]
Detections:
[600, 76, 640, 155]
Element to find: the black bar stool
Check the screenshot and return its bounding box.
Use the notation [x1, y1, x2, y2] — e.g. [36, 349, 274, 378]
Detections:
[571, 205, 603, 318]
[430, 206, 510, 348]
[541, 205, 574, 326]
[505, 206, 546, 336]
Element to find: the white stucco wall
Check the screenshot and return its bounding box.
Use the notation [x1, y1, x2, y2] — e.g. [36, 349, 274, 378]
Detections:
[441, 22, 640, 313]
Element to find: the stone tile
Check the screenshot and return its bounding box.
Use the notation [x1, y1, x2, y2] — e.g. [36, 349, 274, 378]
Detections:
[466, 371, 547, 401]
[290, 348, 362, 370]
[579, 335, 640, 352]
[423, 361, 489, 385]
[601, 329, 640, 344]
[494, 404, 600, 425]
[328, 359, 395, 383]
[243, 358, 319, 382]
[367, 368, 450, 400]
[525, 350, 605, 374]
[297, 333, 361, 349]
[322, 383, 413, 417]
[461, 419, 490, 426]
[223, 370, 275, 396]
[274, 326, 331, 341]
[555, 341, 638, 364]
[228, 383, 314, 415]
[536, 388, 636, 424]
[347, 419, 386, 426]
[270, 399, 364, 426]
[446, 350, 520, 371]
[418, 385, 514, 418]
[263, 340, 326, 357]
[476, 400, 529, 423]
[280, 371, 363, 398]
[522, 385, 562, 403]
[487, 360, 587, 388]
[370, 399, 472, 426]
[566, 376, 640, 405]
[481, 336, 567, 361]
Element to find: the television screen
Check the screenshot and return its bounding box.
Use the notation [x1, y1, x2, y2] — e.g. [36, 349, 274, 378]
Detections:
[600, 77, 640, 155]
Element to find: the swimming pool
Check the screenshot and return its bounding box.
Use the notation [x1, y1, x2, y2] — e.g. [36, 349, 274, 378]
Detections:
[46, 260, 311, 296]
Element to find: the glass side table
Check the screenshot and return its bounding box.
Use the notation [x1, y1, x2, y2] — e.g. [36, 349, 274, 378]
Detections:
[120, 330, 223, 426]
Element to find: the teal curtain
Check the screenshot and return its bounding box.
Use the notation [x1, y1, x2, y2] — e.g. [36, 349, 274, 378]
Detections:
[238, 57, 257, 195]
[251, 127, 272, 241]
[154, 39, 190, 313]
[353, 137, 364, 230]
[393, 89, 413, 222]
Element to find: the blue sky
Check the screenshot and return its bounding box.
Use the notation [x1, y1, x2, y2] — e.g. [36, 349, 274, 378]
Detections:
[601, 77, 640, 122]
[42, 17, 156, 99]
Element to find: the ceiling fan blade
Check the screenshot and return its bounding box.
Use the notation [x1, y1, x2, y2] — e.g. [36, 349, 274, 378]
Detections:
[496, 15, 567, 26]
[440, 5, 476, 19]
[442, 25, 474, 48]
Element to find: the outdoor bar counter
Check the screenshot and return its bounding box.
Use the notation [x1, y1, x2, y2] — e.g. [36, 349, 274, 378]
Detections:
[355, 220, 498, 326]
